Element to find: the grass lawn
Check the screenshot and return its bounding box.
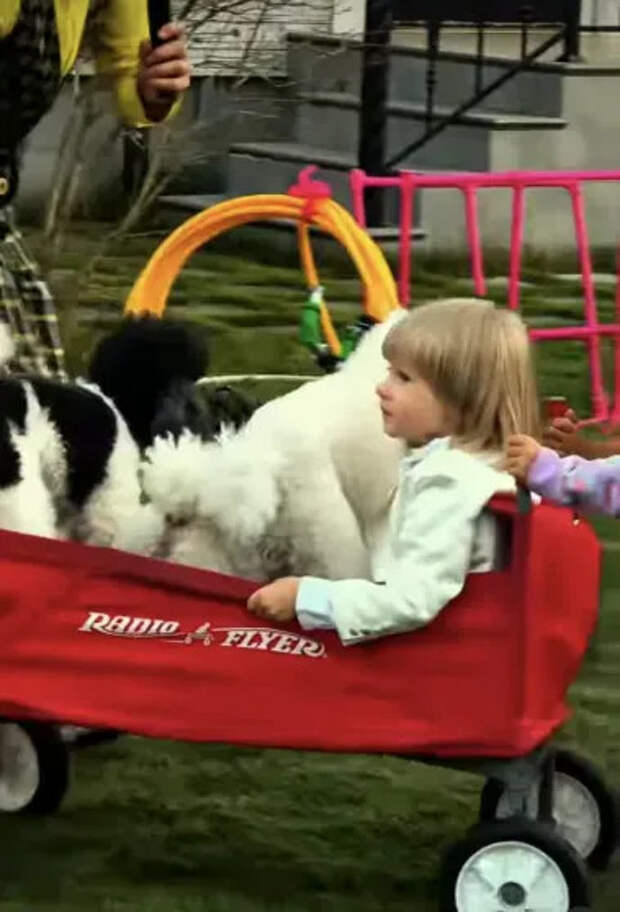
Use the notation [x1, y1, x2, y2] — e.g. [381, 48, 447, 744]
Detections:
[2, 221, 619, 910]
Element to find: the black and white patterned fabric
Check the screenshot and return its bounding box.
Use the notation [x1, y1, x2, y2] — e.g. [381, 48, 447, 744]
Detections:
[0, 209, 67, 379]
[0, 0, 67, 378]
[0, 0, 61, 202]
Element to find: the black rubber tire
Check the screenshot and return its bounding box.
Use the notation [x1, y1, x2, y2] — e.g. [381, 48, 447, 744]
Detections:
[439, 819, 591, 912]
[63, 728, 121, 750]
[479, 749, 618, 870]
[0, 721, 70, 815]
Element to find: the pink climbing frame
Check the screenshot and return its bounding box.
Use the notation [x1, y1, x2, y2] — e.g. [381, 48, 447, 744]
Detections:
[350, 168, 620, 425]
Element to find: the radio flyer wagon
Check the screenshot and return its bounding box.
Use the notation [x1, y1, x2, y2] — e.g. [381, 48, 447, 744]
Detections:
[0, 491, 608, 912]
[0, 177, 614, 912]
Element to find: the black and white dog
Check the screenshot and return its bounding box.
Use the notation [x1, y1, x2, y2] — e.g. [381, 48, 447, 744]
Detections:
[0, 316, 254, 551]
[88, 316, 254, 452]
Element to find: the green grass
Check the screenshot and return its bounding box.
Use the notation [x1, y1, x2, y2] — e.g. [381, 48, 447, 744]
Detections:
[6, 221, 620, 910]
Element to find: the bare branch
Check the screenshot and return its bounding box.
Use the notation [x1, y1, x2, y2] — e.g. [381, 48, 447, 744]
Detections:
[44, 0, 355, 294]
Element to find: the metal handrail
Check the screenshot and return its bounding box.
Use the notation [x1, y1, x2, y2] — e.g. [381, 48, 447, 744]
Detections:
[358, 1, 589, 224]
[385, 28, 565, 170]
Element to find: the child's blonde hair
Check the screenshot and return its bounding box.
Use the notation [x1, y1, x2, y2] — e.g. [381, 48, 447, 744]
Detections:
[382, 298, 540, 452]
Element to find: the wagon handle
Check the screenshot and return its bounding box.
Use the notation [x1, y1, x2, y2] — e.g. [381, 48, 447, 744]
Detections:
[516, 485, 532, 515]
[488, 491, 531, 518]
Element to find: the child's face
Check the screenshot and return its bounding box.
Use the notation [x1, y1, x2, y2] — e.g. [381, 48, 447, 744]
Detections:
[376, 361, 453, 445]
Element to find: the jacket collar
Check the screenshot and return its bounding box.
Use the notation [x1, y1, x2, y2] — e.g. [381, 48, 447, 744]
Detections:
[402, 436, 451, 469]
[402, 437, 505, 472]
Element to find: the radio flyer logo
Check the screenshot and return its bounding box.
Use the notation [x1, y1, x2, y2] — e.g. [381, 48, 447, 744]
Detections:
[78, 612, 326, 658]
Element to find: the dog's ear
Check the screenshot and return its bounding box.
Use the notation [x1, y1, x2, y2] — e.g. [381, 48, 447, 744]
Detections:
[204, 385, 257, 432]
[151, 380, 217, 442]
[151, 383, 257, 443]
[89, 315, 209, 449]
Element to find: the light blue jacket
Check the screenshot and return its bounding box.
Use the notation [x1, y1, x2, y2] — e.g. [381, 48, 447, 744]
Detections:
[296, 438, 515, 646]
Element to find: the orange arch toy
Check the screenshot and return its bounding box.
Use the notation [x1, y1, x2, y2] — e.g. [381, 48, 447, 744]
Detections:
[124, 174, 400, 356]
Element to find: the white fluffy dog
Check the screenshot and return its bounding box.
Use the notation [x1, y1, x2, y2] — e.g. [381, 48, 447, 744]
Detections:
[0, 325, 163, 553]
[143, 309, 407, 581]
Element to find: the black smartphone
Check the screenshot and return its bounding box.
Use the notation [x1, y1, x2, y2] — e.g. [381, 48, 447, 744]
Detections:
[148, 0, 172, 47]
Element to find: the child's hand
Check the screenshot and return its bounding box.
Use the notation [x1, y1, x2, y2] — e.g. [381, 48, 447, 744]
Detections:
[247, 577, 300, 624]
[542, 409, 581, 455]
[505, 434, 542, 483]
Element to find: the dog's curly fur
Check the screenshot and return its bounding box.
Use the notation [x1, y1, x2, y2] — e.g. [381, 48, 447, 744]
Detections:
[143, 310, 407, 581]
[0, 316, 256, 554]
[0, 325, 163, 551]
[89, 315, 254, 450]
[89, 315, 255, 450]
[0, 307, 403, 584]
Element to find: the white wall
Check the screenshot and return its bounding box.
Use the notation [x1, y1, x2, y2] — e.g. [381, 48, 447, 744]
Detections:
[331, 0, 365, 37]
[581, 1, 620, 26]
[175, 0, 340, 77]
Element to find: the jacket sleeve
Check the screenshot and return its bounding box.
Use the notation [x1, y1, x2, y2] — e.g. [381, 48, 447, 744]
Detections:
[0, 2, 19, 36]
[528, 446, 620, 516]
[92, 0, 181, 126]
[296, 462, 502, 646]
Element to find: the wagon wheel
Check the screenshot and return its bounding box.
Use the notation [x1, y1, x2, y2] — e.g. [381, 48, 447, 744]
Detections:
[439, 819, 591, 912]
[60, 725, 121, 750]
[479, 749, 618, 870]
[0, 721, 69, 814]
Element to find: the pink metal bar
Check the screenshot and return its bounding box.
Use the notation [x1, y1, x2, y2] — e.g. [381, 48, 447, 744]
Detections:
[349, 169, 367, 228]
[508, 185, 525, 311]
[612, 242, 620, 423]
[349, 169, 371, 314]
[355, 169, 620, 190]
[569, 183, 607, 421]
[350, 168, 620, 424]
[462, 186, 487, 298]
[530, 325, 620, 340]
[398, 173, 414, 307]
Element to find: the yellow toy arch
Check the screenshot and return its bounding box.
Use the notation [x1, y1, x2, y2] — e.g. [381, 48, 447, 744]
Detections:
[124, 179, 400, 358]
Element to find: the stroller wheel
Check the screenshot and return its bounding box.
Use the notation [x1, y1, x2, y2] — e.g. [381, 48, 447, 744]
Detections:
[0, 721, 69, 814]
[439, 819, 590, 911]
[480, 749, 618, 869]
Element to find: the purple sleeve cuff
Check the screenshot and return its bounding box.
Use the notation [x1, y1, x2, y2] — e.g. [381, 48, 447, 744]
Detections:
[527, 447, 563, 501]
[527, 447, 620, 515]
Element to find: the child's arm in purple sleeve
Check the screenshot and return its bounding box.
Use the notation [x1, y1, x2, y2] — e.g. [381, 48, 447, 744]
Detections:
[528, 447, 620, 515]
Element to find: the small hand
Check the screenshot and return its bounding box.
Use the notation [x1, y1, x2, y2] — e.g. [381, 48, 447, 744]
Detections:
[247, 577, 300, 624]
[505, 434, 542, 484]
[542, 408, 582, 456]
[137, 22, 191, 121]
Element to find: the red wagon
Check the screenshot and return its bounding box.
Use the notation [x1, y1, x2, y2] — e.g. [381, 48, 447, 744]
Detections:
[0, 494, 612, 911]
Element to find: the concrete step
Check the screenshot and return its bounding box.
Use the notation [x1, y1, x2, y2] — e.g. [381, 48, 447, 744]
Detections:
[159, 193, 227, 215]
[154, 191, 426, 271]
[392, 26, 620, 68]
[285, 30, 580, 117]
[227, 141, 355, 206]
[225, 142, 433, 246]
[294, 90, 566, 161]
[389, 45, 565, 117]
[226, 141, 425, 231]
